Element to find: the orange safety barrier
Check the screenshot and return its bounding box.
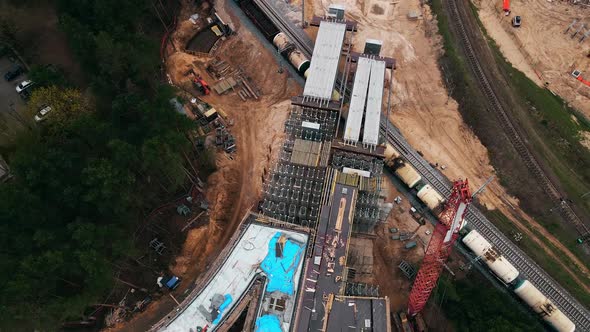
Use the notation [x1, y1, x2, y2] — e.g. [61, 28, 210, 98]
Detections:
[578, 75, 590, 87]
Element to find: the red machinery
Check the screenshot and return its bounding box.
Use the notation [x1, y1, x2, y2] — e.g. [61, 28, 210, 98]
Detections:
[193, 75, 211, 95]
[573, 70, 590, 88]
[187, 68, 211, 95]
[407, 179, 472, 316]
[503, 0, 510, 15]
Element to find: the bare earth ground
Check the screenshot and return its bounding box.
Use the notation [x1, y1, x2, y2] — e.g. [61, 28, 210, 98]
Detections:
[309, 0, 590, 298]
[473, 0, 590, 120]
[112, 0, 590, 328]
[107, 1, 300, 330]
[0, 3, 84, 85]
[373, 179, 434, 311]
[166, 0, 302, 283]
[369, 178, 453, 330]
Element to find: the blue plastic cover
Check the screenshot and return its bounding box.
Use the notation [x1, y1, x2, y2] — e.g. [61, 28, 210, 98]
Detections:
[255, 314, 282, 332]
[260, 232, 304, 295]
[212, 294, 233, 325]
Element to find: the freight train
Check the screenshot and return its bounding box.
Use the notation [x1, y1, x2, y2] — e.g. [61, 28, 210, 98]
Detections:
[383, 143, 445, 214]
[272, 32, 310, 77]
[383, 142, 576, 332]
[272, 32, 342, 100]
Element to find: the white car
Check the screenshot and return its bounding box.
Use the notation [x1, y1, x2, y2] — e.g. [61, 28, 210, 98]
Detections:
[16, 80, 33, 93]
[34, 106, 52, 122]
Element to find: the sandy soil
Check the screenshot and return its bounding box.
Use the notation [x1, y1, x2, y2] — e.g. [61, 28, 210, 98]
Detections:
[165, 8, 301, 311]
[109, 1, 300, 329]
[309, 0, 590, 303]
[0, 3, 85, 85]
[373, 179, 435, 311]
[472, 0, 590, 120]
[165, 0, 302, 280]
[310, 0, 521, 229]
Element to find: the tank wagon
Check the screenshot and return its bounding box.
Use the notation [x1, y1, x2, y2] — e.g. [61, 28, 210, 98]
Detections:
[383, 142, 576, 332]
[384, 142, 445, 213]
[513, 280, 576, 332]
[272, 32, 311, 76]
[271, 32, 341, 100]
[462, 229, 519, 284]
[460, 230, 576, 332]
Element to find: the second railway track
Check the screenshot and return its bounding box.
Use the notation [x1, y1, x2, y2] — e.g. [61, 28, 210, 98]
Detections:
[248, 0, 590, 327]
[445, 0, 590, 241]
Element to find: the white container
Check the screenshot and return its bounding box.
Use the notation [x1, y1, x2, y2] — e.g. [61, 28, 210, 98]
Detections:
[395, 164, 422, 189]
[417, 184, 445, 211]
[514, 280, 575, 332]
[462, 230, 519, 283]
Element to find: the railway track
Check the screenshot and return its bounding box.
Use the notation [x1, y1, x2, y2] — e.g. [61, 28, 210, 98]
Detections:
[445, 0, 590, 242]
[380, 119, 590, 330]
[249, 0, 590, 328]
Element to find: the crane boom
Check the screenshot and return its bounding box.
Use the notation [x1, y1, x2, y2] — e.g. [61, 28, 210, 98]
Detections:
[407, 179, 472, 316]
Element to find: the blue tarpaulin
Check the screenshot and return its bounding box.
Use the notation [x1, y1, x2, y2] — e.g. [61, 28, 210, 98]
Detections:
[260, 232, 304, 295]
[212, 294, 233, 325]
[255, 314, 282, 332]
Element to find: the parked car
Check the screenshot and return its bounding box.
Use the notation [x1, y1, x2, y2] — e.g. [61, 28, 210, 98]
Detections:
[15, 79, 34, 93]
[34, 106, 52, 122]
[156, 275, 181, 290]
[4, 65, 23, 81]
[164, 276, 181, 290]
[512, 16, 522, 27]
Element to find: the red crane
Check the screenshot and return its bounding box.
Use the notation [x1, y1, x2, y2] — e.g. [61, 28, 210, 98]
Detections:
[407, 179, 472, 316]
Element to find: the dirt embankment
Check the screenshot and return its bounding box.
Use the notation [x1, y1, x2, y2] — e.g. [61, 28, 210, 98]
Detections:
[309, 0, 590, 300]
[164, 0, 302, 280]
[473, 0, 590, 120]
[109, 1, 301, 329]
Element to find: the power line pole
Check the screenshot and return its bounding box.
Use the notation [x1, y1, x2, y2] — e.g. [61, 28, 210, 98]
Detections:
[302, 0, 305, 28]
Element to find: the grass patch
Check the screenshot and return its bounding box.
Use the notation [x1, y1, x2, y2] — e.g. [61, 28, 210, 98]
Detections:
[486, 210, 590, 307]
[468, 1, 590, 249]
[429, 0, 590, 307]
[435, 272, 543, 331]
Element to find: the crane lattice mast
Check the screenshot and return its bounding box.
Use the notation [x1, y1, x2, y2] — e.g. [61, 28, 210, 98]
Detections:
[407, 179, 472, 316]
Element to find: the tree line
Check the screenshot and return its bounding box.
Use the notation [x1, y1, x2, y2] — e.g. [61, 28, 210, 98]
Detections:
[0, 0, 195, 329]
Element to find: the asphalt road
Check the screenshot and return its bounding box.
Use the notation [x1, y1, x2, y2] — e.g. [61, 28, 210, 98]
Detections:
[0, 56, 31, 136]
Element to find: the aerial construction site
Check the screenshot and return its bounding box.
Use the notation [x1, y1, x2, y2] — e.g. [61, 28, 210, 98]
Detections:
[101, 0, 590, 331]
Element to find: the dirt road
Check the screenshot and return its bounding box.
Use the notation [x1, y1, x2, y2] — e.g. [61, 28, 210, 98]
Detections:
[108, 1, 300, 329]
[308, 0, 590, 299]
[473, 0, 590, 120]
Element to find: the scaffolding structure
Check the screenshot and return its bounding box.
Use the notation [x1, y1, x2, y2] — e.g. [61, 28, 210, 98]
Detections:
[331, 151, 385, 233]
[284, 105, 338, 142]
[261, 164, 326, 228]
[344, 282, 380, 297]
[261, 104, 338, 228]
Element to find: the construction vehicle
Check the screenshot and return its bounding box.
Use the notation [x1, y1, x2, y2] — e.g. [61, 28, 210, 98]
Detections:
[407, 178, 499, 318]
[512, 15, 522, 28]
[192, 74, 211, 95]
[187, 68, 211, 95]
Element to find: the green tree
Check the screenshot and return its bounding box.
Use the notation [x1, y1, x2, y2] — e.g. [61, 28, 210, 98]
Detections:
[436, 275, 543, 331]
[27, 86, 89, 132]
[0, 0, 196, 329]
[28, 64, 69, 88]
